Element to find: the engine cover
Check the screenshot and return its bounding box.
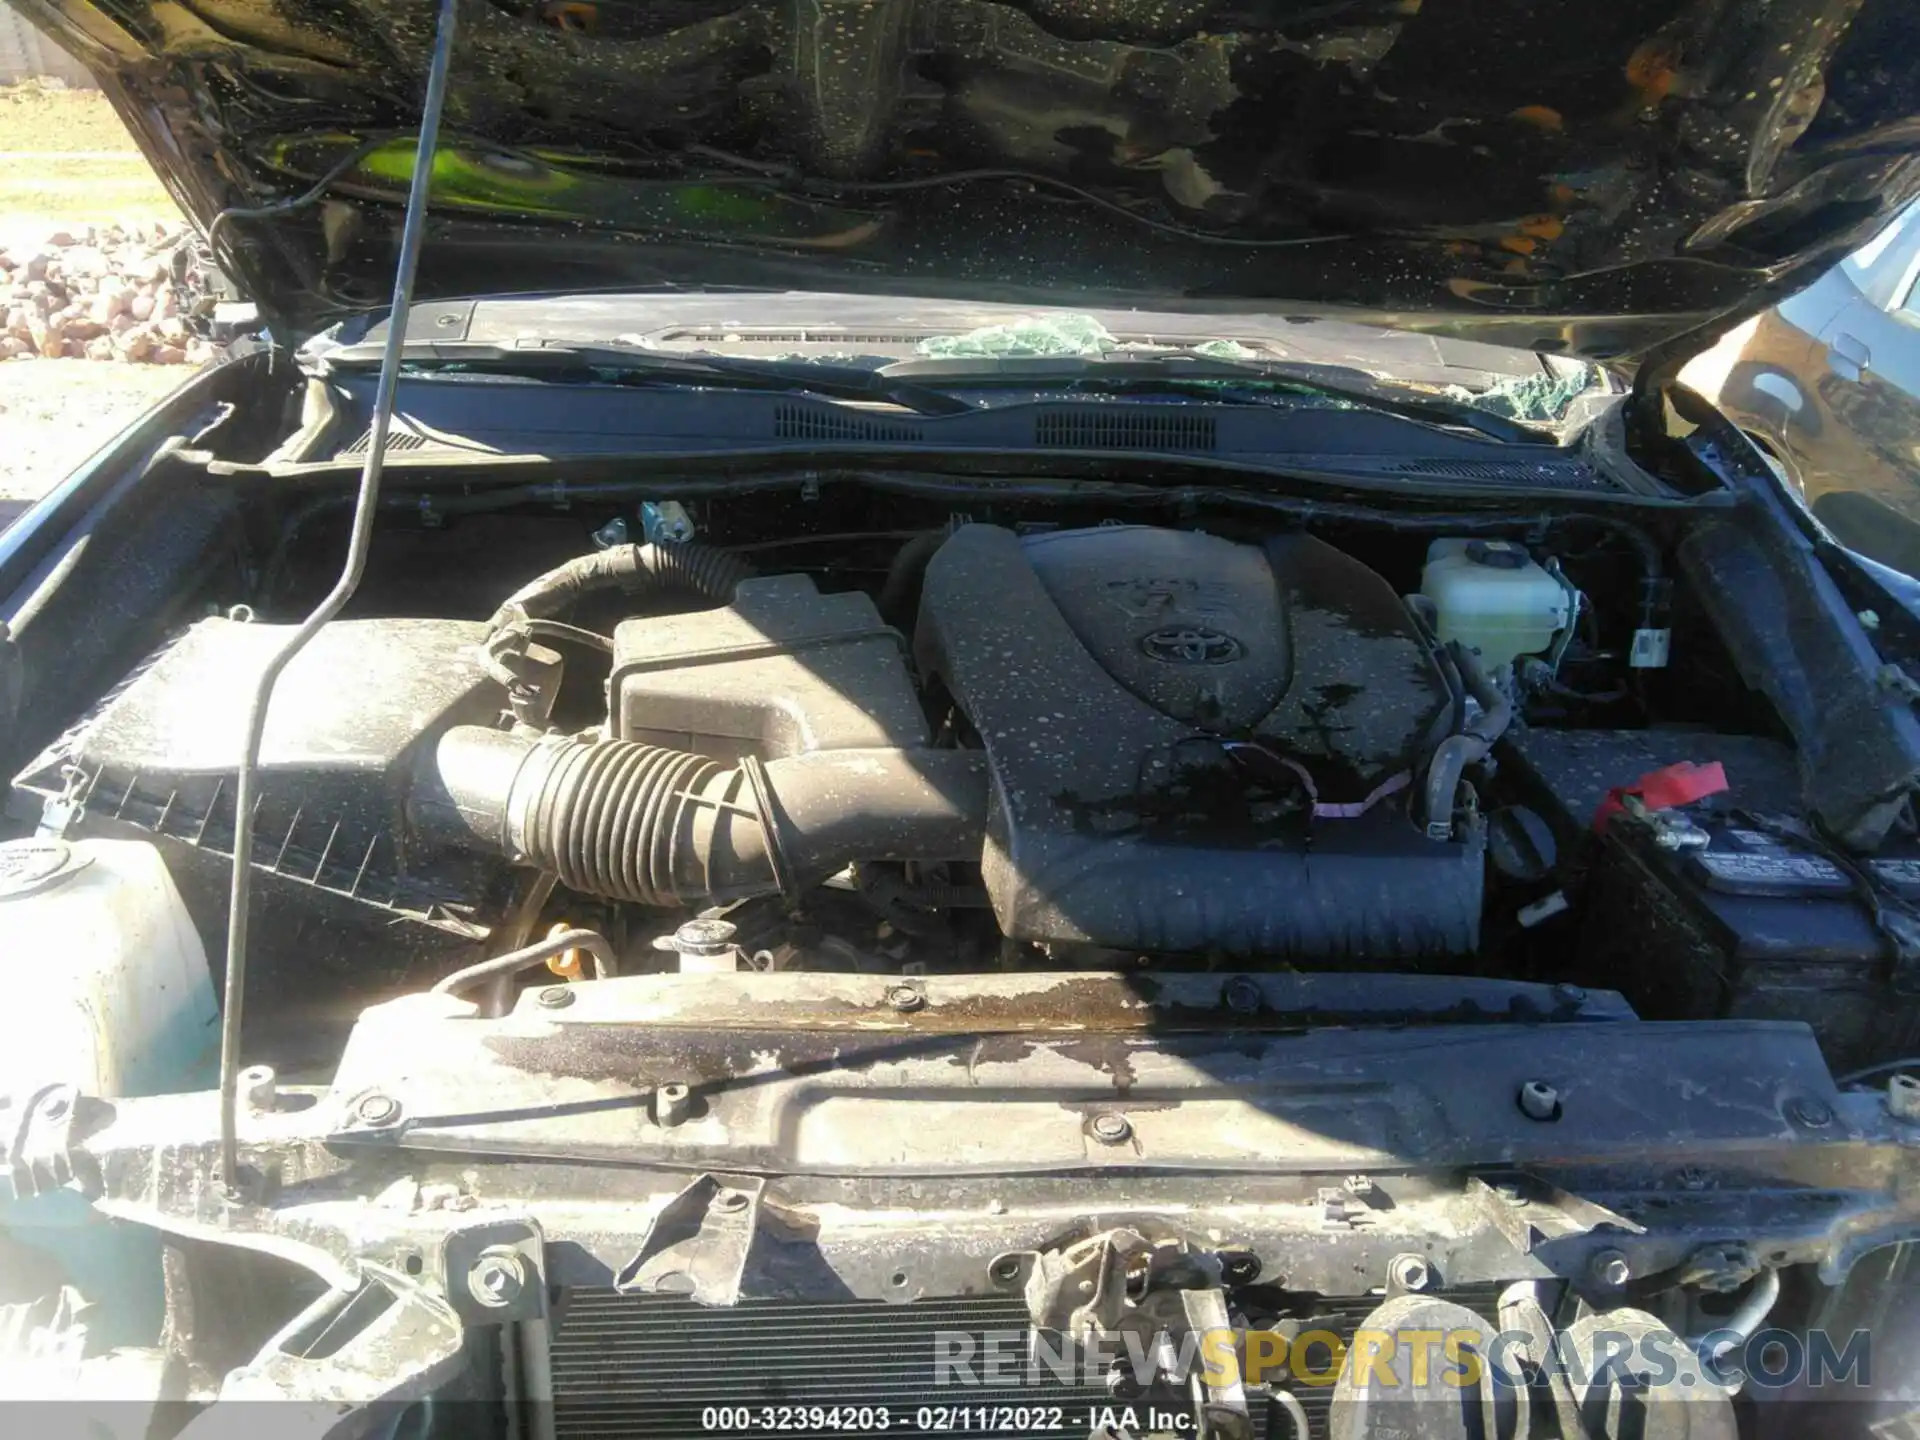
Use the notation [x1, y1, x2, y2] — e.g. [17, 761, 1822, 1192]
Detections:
[915, 525, 1482, 958]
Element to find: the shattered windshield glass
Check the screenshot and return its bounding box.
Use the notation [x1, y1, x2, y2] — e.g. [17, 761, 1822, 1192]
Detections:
[905, 311, 1601, 422]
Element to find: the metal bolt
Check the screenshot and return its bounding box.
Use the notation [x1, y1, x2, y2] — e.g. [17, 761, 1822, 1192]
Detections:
[536, 985, 574, 1009]
[712, 1188, 750, 1213]
[886, 984, 925, 1013]
[1388, 1254, 1432, 1292]
[591, 517, 631, 549]
[238, 1065, 277, 1114]
[1891, 1074, 1920, 1121]
[1784, 1094, 1834, 1128]
[1590, 1248, 1632, 1289]
[354, 1093, 400, 1126]
[1552, 983, 1587, 1007]
[226, 604, 255, 624]
[1089, 1112, 1133, 1145]
[1222, 977, 1262, 1014]
[1517, 1079, 1561, 1121]
[655, 1082, 692, 1128]
[467, 1247, 527, 1309]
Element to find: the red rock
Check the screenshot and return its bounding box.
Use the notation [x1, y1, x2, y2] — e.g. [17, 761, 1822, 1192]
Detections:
[152, 344, 187, 365]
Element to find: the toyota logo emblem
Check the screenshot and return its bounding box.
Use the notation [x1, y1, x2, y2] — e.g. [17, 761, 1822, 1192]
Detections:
[1139, 626, 1243, 665]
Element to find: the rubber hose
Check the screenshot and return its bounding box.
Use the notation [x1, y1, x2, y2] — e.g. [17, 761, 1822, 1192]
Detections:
[431, 928, 615, 996]
[528, 738, 726, 902]
[1421, 644, 1515, 839]
[487, 541, 755, 631]
[414, 727, 989, 907]
[877, 530, 949, 629]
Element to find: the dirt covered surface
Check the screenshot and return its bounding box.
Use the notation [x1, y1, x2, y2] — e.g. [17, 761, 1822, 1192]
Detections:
[0, 81, 178, 233]
[0, 359, 187, 499]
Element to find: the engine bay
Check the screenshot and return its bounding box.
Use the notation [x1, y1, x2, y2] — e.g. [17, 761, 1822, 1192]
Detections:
[15, 478, 1920, 1075]
[14, 431, 1920, 1437]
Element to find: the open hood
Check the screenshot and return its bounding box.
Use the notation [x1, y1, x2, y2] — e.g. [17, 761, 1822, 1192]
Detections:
[20, 0, 1920, 355]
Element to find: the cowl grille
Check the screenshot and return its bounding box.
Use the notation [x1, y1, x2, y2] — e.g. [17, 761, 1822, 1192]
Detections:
[772, 404, 924, 443]
[1033, 409, 1216, 451]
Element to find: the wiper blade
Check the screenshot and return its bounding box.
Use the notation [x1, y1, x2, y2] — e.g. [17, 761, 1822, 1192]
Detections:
[878, 353, 1545, 442]
[321, 339, 974, 417]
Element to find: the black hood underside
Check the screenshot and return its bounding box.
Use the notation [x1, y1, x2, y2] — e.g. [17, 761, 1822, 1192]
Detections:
[19, 0, 1920, 354]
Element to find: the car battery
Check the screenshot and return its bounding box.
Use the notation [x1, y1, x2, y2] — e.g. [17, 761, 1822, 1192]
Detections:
[1500, 728, 1920, 1072]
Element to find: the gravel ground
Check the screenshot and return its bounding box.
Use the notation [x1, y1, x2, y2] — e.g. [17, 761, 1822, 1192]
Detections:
[0, 82, 200, 503]
[0, 359, 189, 499]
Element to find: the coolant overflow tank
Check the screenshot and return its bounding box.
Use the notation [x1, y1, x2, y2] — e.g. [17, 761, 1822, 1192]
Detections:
[0, 837, 217, 1099]
[1420, 537, 1571, 667]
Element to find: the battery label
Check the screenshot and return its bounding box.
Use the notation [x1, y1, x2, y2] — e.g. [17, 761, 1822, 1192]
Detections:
[1693, 850, 1852, 894]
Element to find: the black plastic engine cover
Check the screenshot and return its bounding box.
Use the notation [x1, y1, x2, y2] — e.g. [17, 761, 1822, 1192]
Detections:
[915, 525, 1481, 958]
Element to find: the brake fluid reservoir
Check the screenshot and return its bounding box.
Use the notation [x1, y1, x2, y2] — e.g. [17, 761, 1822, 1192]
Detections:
[0, 837, 217, 1099]
[1420, 538, 1572, 666]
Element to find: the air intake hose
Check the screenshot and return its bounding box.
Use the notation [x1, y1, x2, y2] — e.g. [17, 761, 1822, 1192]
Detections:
[413, 727, 989, 906]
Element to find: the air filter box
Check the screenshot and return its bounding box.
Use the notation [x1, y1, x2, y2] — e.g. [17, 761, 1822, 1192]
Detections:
[12, 616, 514, 986]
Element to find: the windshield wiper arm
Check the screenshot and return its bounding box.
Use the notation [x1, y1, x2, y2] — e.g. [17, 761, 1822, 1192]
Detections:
[878, 353, 1546, 442]
[322, 339, 975, 417]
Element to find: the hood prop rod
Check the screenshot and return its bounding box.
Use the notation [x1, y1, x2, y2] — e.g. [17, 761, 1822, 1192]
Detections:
[216, 0, 461, 1194]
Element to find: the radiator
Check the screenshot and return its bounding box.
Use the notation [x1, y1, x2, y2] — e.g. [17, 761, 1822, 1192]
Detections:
[547, 1287, 1506, 1440]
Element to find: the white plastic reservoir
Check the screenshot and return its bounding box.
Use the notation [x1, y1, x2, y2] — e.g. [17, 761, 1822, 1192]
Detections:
[1420, 537, 1572, 667]
[0, 838, 217, 1099]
